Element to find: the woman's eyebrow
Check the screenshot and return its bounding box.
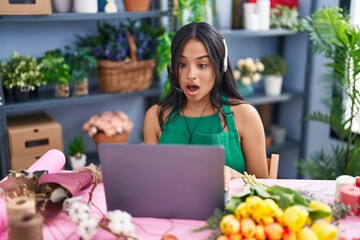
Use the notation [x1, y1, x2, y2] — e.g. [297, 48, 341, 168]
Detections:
[180, 55, 210, 60]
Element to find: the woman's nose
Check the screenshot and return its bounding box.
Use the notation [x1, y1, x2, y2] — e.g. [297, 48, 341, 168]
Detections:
[186, 65, 197, 79]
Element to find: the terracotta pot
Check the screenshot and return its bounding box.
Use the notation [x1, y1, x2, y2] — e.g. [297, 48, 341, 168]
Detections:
[55, 84, 70, 98]
[122, 0, 151, 11]
[93, 132, 130, 150]
[74, 81, 89, 96]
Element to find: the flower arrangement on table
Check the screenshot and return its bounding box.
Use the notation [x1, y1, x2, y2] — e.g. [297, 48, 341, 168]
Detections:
[233, 57, 264, 97]
[195, 173, 342, 240]
[82, 111, 134, 147]
[0, 164, 137, 239]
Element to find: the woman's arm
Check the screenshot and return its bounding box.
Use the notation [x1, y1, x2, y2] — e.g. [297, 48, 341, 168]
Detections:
[232, 104, 269, 179]
[143, 104, 161, 144]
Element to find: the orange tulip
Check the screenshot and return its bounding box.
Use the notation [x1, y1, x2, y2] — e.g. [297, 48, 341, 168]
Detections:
[220, 214, 241, 235]
[264, 223, 284, 240]
[240, 218, 256, 238]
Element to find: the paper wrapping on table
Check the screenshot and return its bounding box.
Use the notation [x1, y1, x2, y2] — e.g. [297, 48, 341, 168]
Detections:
[340, 185, 360, 216]
[38, 170, 94, 197]
[27, 149, 66, 174]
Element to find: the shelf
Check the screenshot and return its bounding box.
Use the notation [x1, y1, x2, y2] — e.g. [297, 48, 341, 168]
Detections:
[246, 88, 304, 106]
[4, 85, 161, 114]
[220, 28, 297, 38]
[0, 10, 168, 22]
[267, 137, 300, 154]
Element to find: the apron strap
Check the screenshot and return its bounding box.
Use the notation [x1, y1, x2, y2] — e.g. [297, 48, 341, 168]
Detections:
[223, 104, 237, 133]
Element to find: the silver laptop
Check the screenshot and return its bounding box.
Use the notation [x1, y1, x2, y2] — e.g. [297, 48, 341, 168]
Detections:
[98, 143, 225, 220]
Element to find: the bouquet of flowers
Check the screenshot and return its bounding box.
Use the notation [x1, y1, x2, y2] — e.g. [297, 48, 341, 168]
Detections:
[195, 173, 340, 240]
[233, 58, 264, 86]
[82, 111, 134, 138]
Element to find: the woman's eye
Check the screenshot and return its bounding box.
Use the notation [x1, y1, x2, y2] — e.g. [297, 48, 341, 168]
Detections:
[199, 64, 207, 69]
[179, 63, 186, 68]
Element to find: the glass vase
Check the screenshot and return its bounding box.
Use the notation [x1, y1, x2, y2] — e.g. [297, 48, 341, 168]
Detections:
[236, 82, 254, 98]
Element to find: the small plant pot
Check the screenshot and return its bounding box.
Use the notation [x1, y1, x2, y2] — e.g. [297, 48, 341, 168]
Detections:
[74, 81, 89, 96]
[93, 132, 130, 150]
[270, 125, 286, 145]
[264, 75, 283, 96]
[69, 154, 87, 170]
[55, 84, 70, 98]
[122, 0, 151, 11]
[12, 86, 30, 102]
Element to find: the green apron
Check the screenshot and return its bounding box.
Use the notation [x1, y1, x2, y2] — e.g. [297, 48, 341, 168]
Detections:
[159, 104, 245, 173]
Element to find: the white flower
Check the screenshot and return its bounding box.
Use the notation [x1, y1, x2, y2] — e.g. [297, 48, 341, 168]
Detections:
[233, 70, 241, 80]
[252, 73, 262, 83]
[241, 76, 252, 85]
[68, 201, 91, 223]
[106, 210, 135, 235]
[76, 216, 99, 240]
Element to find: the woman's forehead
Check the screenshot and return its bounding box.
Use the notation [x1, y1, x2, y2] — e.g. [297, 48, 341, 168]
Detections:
[181, 39, 209, 59]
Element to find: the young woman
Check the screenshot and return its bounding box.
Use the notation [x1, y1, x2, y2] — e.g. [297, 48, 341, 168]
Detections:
[144, 22, 268, 190]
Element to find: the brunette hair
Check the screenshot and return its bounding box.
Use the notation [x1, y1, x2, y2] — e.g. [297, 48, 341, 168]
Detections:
[157, 22, 245, 128]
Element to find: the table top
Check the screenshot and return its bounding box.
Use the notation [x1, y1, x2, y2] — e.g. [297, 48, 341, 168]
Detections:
[1, 178, 359, 240]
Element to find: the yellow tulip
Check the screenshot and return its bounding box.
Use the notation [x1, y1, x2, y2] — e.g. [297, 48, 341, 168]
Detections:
[235, 202, 250, 219]
[311, 220, 338, 240]
[308, 200, 332, 221]
[283, 205, 309, 232]
[220, 214, 241, 235]
[297, 228, 319, 240]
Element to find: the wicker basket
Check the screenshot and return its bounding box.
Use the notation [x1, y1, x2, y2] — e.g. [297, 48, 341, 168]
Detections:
[97, 58, 155, 92]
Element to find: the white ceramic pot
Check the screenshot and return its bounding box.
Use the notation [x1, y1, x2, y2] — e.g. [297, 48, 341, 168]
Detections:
[52, 0, 73, 13]
[73, 0, 98, 13]
[69, 154, 87, 170]
[264, 75, 283, 96]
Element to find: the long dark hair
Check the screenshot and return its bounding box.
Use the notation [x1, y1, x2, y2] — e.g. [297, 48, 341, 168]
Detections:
[157, 22, 245, 128]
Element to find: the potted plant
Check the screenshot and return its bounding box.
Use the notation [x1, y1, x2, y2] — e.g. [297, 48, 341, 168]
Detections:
[261, 54, 287, 96]
[297, 7, 360, 179]
[40, 48, 72, 98]
[75, 20, 161, 93]
[0, 52, 46, 102]
[65, 46, 97, 96]
[232, 57, 264, 97]
[66, 135, 87, 170]
[82, 111, 134, 149]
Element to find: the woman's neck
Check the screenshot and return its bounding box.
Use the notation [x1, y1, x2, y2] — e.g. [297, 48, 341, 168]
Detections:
[182, 99, 214, 117]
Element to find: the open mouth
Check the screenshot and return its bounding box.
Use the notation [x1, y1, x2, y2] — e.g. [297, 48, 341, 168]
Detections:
[186, 84, 199, 95]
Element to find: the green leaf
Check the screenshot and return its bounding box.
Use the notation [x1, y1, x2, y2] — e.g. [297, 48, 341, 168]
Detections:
[308, 209, 331, 221]
[225, 197, 242, 214]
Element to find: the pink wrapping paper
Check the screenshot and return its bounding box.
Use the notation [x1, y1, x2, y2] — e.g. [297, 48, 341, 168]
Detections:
[0, 149, 65, 235]
[27, 149, 65, 173]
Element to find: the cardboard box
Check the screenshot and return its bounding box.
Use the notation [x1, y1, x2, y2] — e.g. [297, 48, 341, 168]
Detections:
[0, 0, 52, 16]
[11, 153, 43, 171]
[7, 113, 63, 162]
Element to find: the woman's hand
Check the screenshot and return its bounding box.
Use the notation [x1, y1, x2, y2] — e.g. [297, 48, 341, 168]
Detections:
[224, 165, 244, 192]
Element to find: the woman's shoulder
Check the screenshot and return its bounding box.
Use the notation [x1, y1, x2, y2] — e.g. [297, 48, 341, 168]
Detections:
[145, 104, 174, 120]
[230, 102, 261, 122]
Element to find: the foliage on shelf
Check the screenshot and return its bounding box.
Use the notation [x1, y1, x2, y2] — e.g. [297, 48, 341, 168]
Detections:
[297, 7, 360, 179]
[66, 135, 86, 158]
[75, 20, 164, 62]
[40, 49, 72, 85]
[0, 52, 46, 90]
[261, 54, 287, 76]
[175, 0, 207, 26]
[64, 46, 97, 83]
[270, 5, 300, 31]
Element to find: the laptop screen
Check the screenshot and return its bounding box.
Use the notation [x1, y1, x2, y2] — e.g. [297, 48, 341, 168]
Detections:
[98, 143, 225, 220]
